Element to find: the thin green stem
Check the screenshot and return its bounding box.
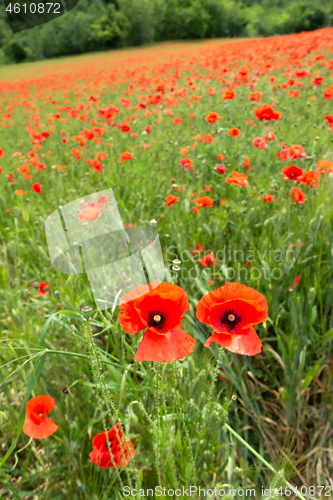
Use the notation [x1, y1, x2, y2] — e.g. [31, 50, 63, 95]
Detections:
[172, 361, 197, 483]
[161, 364, 177, 486]
[225, 423, 309, 500]
[207, 346, 224, 408]
[9, 437, 33, 472]
[155, 361, 162, 485]
[85, 321, 125, 490]
[127, 401, 154, 426]
[86, 319, 138, 489]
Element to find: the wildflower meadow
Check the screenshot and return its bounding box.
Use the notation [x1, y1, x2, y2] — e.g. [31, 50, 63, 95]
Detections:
[0, 28, 332, 499]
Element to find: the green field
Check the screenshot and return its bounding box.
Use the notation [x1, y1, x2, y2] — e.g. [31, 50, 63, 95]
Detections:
[0, 32, 332, 499]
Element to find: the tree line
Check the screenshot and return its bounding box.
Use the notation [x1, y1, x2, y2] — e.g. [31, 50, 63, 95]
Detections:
[0, 0, 332, 64]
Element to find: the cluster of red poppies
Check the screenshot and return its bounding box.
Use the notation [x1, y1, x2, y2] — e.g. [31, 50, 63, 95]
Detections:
[24, 281, 267, 468]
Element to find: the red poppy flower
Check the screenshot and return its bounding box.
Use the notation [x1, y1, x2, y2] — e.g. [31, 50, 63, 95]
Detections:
[17, 165, 30, 174]
[119, 282, 195, 362]
[165, 194, 180, 207]
[248, 92, 262, 102]
[205, 112, 220, 123]
[120, 123, 131, 132]
[180, 157, 191, 168]
[32, 183, 42, 193]
[120, 152, 133, 163]
[222, 89, 235, 100]
[197, 252, 217, 267]
[191, 242, 204, 254]
[227, 128, 241, 137]
[89, 424, 135, 469]
[23, 395, 58, 439]
[196, 282, 268, 356]
[225, 171, 248, 187]
[290, 187, 306, 205]
[281, 165, 304, 181]
[242, 156, 251, 171]
[202, 134, 214, 143]
[293, 275, 301, 288]
[193, 196, 214, 207]
[253, 103, 282, 121]
[252, 137, 267, 149]
[288, 144, 306, 160]
[173, 117, 182, 126]
[276, 146, 289, 161]
[300, 170, 321, 188]
[264, 132, 276, 142]
[323, 85, 333, 100]
[317, 160, 333, 173]
[263, 194, 275, 203]
[0, 148, 4, 158]
[216, 164, 227, 174]
[37, 282, 50, 296]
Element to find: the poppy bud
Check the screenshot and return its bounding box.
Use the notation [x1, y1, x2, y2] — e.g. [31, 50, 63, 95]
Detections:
[81, 305, 94, 320]
[33, 282, 39, 288]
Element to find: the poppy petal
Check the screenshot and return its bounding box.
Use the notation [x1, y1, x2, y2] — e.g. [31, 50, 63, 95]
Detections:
[134, 328, 196, 362]
[208, 299, 267, 334]
[196, 282, 268, 325]
[204, 327, 262, 356]
[25, 395, 55, 417]
[119, 284, 153, 334]
[23, 417, 58, 439]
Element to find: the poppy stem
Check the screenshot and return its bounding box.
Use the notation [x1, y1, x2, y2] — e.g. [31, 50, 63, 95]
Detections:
[9, 436, 33, 472]
[85, 320, 126, 489]
[172, 361, 197, 484]
[207, 346, 224, 409]
[154, 361, 162, 485]
[224, 423, 307, 500]
[85, 318, 139, 490]
[161, 364, 177, 486]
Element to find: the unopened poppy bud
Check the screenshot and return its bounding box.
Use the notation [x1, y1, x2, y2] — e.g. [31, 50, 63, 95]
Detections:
[172, 265, 180, 272]
[149, 219, 157, 227]
[54, 290, 60, 296]
[81, 305, 93, 320]
[173, 259, 181, 265]
[56, 303, 62, 309]
[33, 282, 39, 288]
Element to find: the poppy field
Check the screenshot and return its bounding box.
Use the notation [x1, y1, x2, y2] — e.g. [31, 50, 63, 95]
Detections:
[0, 28, 333, 499]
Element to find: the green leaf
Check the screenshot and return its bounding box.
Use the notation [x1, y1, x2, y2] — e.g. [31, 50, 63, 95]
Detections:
[301, 357, 324, 393]
[323, 328, 333, 344]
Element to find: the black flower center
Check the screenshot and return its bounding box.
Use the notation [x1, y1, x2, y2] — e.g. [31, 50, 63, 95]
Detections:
[221, 309, 241, 332]
[148, 309, 166, 329]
